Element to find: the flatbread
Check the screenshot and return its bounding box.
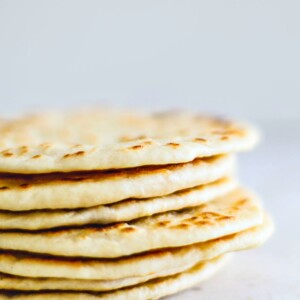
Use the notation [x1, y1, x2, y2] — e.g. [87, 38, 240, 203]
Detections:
[0, 262, 197, 292]
[0, 154, 234, 211]
[0, 177, 236, 230]
[0, 215, 273, 280]
[0, 256, 228, 300]
[0, 110, 259, 173]
[0, 188, 263, 258]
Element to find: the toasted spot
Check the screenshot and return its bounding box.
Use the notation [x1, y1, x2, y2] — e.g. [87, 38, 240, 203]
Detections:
[120, 227, 136, 233]
[19, 184, 30, 189]
[234, 198, 248, 207]
[32, 154, 42, 159]
[220, 136, 229, 140]
[141, 141, 153, 146]
[3, 152, 14, 157]
[175, 224, 190, 229]
[90, 223, 127, 233]
[166, 142, 180, 147]
[216, 215, 233, 221]
[196, 220, 210, 226]
[201, 211, 222, 218]
[129, 145, 143, 150]
[1, 150, 14, 157]
[120, 135, 147, 142]
[212, 129, 243, 136]
[63, 151, 86, 158]
[158, 221, 170, 226]
[19, 146, 29, 154]
[0, 186, 9, 190]
[194, 138, 207, 143]
[74, 151, 85, 156]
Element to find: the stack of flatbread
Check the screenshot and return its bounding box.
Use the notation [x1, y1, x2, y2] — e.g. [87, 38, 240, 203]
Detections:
[0, 110, 273, 300]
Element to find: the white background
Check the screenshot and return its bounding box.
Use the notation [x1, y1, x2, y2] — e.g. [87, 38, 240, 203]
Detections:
[0, 0, 299, 120]
[0, 1, 299, 299]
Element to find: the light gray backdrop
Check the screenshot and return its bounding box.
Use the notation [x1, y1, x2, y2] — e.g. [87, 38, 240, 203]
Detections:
[0, 0, 299, 120]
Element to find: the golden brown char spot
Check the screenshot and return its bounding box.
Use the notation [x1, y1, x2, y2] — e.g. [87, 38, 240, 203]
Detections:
[220, 136, 229, 141]
[216, 215, 233, 221]
[174, 223, 190, 229]
[196, 220, 211, 226]
[194, 138, 207, 143]
[157, 221, 170, 226]
[129, 145, 144, 150]
[19, 184, 30, 189]
[212, 129, 243, 136]
[141, 141, 153, 146]
[201, 211, 223, 218]
[166, 142, 180, 147]
[1, 149, 14, 157]
[0, 186, 9, 190]
[19, 146, 29, 154]
[63, 151, 86, 158]
[74, 151, 85, 156]
[3, 152, 14, 157]
[234, 198, 248, 207]
[91, 223, 129, 233]
[120, 227, 136, 233]
[32, 154, 42, 159]
[119, 135, 147, 142]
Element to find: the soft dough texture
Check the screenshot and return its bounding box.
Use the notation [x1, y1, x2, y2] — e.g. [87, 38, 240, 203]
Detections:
[0, 177, 236, 230]
[0, 155, 234, 211]
[0, 215, 273, 280]
[0, 256, 229, 300]
[0, 188, 263, 258]
[0, 262, 197, 292]
[0, 110, 259, 173]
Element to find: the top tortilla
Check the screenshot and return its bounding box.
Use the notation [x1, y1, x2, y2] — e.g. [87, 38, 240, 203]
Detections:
[0, 109, 259, 173]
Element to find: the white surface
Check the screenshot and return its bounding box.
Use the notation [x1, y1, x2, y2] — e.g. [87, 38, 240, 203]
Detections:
[0, 0, 300, 120]
[169, 120, 300, 300]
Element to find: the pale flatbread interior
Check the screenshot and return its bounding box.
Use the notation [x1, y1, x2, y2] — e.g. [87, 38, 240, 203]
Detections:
[0, 188, 263, 258]
[0, 110, 259, 173]
[0, 214, 273, 280]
